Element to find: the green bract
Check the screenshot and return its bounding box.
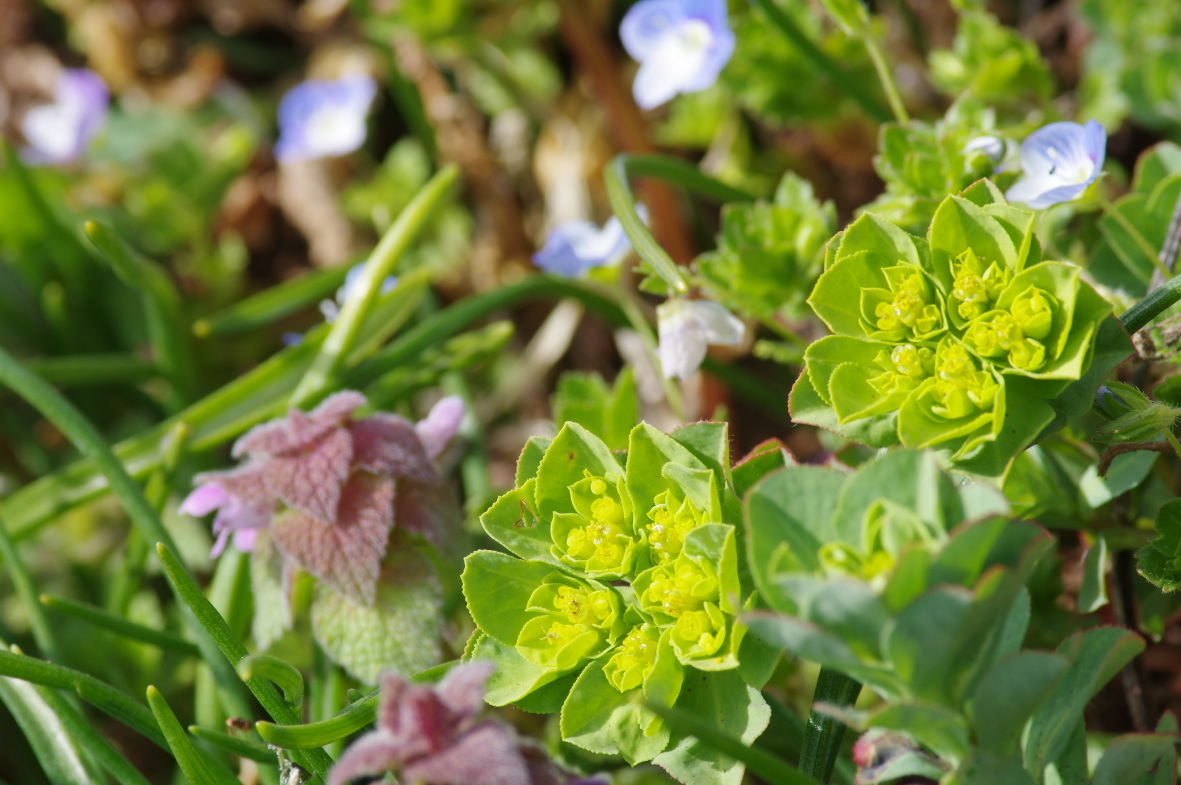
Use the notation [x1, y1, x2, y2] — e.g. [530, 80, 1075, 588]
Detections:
[462, 422, 772, 785]
[792, 187, 1127, 476]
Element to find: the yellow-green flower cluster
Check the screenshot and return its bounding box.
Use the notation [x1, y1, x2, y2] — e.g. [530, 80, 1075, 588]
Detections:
[461, 422, 765, 769]
[792, 193, 1114, 473]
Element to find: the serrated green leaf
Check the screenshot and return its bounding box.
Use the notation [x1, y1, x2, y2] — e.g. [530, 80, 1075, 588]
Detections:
[312, 542, 443, 683]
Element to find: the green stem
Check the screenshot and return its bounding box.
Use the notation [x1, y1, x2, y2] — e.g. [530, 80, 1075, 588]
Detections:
[187, 725, 275, 764]
[1096, 190, 1170, 279]
[256, 689, 380, 749]
[862, 34, 910, 124]
[746, 0, 892, 123]
[605, 153, 760, 296]
[291, 164, 460, 406]
[800, 668, 862, 784]
[0, 515, 56, 660]
[147, 686, 241, 785]
[1118, 271, 1181, 334]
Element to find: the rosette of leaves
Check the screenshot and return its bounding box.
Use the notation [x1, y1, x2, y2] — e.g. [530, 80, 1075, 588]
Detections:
[462, 422, 775, 785]
[792, 185, 1131, 476]
[863, 98, 1012, 232]
[694, 173, 835, 326]
[744, 451, 1174, 784]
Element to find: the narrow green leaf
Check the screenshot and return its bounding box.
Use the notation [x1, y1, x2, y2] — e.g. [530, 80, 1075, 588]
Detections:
[291, 164, 459, 405]
[193, 265, 351, 338]
[256, 690, 380, 749]
[0, 667, 106, 785]
[85, 221, 195, 407]
[605, 157, 687, 294]
[31, 680, 153, 785]
[155, 543, 334, 779]
[146, 686, 240, 785]
[0, 646, 165, 749]
[41, 594, 200, 657]
[238, 655, 305, 709]
[188, 725, 275, 764]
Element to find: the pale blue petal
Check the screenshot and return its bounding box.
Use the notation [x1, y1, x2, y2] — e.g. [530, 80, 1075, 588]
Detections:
[621, 0, 688, 60]
[1083, 119, 1107, 172]
[1019, 122, 1089, 177]
[680, 24, 735, 92]
[21, 68, 108, 166]
[1006, 176, 1086, 210]
[276, 75, 377, 162]
[633, 40, 705, 109]
[533, 216, 636, 277]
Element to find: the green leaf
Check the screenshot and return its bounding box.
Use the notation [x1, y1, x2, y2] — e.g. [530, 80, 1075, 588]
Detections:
[967, 651, 1070, 756]
[744, 465, 848, 605]
[462, 551, 559, 645]
[670, 421, 731, 486]
[1092, 734, 1177, 785]
[469, 632, 566, 706]
[1079, 535, 1111, 613]
[559, 656, 670, 764]
[237, 655, 304, 709]
[256, 689, 379, 749]
[146, 686, 240, 785]
[480, 480, 555, 563]
[1079, 452, 1160, 510]
[626, 423, 708, 515]
[652, 669, 772, 785]
[731, 440, 791, 500]
[516, 436, 551, 487]
[312, 542, 444, 683]
[0, 671, 107, 785]
[643, 698, 819, 785]
[928, 195, 1020, 290]
[866, 702, 970, 761]
[250, 530, 293, 652]
[551, 370, 638, 452]
[830, 450, 957, 545]
[535, 423, 623, 520]
[1023, 627, 1146, 774]
[950, 751, 1037, 785]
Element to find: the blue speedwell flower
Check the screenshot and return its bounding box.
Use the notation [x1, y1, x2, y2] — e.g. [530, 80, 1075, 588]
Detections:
[620, 0, 735, 110]
[533, 210, 644, 277]
[1006, 120, 1106, 209]
[275, 75, 377, 163]
[21, 69, 108, 165]
[657, 298, 745, 380]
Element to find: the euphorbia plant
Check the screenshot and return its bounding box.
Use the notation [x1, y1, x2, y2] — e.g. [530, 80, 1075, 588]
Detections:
[462, 421, 776, 785]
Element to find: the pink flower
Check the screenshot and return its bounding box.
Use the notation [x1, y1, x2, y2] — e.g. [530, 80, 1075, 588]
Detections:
[181, 392, 464, 604]
[329, 662, 587, 785]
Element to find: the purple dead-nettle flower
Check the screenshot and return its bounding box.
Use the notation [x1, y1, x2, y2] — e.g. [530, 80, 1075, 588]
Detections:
[1006, 120, 1106, 210]
[319, 264, 399, 322]
[328, 662, 583, 785]
[21, 69, 109, 166]
[275, 75, 377, 163]
[533, 207, 647, 278]
[620, 0, 736, 110]
[657, 298, 745, 380]
[181, 391, 464, 604]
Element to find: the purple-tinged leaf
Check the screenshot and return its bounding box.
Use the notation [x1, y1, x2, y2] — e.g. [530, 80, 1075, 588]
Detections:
[272, 474, 394, 604]
[263, 427, 354, 524]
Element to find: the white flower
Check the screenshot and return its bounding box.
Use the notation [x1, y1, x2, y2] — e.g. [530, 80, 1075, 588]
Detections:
[275, 75, 377, 163]
[657, 299, 744, 380]
[21, 69, 109, 165]
[620, 0, 735, 110]
[1006, 120, 1107, 209]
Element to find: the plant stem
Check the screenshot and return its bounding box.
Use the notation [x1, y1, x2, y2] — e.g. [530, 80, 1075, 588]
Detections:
[747, 0, 891, 123]
[1095, 190, 1170, 279]
[291, 164, 459, 406]
[1119, 271, 1181, 334]
[800, 668, 862, 784]
[862, 35, 910, 124]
